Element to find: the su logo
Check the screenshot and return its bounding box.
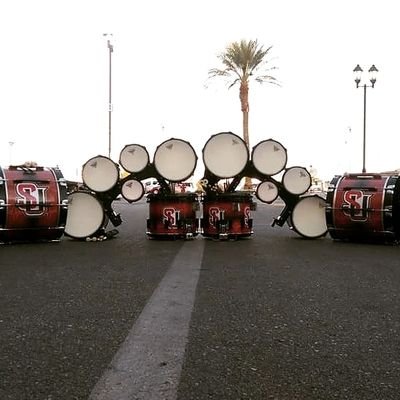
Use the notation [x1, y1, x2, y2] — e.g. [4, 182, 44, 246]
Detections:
[163, 207, 180, 228]
[16, 183, 48, 216]
[342, 190, 372, 222]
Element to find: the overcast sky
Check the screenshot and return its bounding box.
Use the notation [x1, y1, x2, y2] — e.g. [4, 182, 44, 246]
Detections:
[1, 0, 399, 181]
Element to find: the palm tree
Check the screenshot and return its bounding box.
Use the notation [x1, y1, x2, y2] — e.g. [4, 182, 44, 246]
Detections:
[209, 39, 278, 189]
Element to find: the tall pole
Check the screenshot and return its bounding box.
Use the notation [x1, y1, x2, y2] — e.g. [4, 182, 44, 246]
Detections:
[362, 84, 367, 173]
[103, 33, 113, 159]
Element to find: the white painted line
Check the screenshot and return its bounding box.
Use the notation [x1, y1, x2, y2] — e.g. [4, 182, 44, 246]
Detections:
[89, 238, 204, 400]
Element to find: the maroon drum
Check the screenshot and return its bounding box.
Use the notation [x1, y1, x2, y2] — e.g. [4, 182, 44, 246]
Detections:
[146, 193, 199, 239]
[325, 173, 400, 242]
[0, 166, 68, 243]
[201, 192, 255, 239]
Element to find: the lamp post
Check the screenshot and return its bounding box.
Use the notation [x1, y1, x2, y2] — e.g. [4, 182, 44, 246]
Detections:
[103, 33, 114, 159]
[353, 64, 378, 173]
[8, 141, 15, 166]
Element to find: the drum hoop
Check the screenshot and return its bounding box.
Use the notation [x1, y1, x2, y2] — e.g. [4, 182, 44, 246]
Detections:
[282, 166, 312, 195]
[121, 179, 144, 202]
[202, 132, 249, 178]
[251, 139, 287, 175]
[119, 144, 149, 173]
[256, 180, 279, 203]
[154, 138, 197, 182]
[82, 155, 119, 192]
[64, 191, 105, 238]
[291, 195, 327, 238]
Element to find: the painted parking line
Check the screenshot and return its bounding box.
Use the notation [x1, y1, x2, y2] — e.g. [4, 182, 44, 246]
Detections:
[89, 238, 204, 400]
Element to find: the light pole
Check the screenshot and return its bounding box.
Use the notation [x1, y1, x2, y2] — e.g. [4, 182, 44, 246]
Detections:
[8, 141, 15, 165]
[103, 33, 114, 159]
[353, 64, 378, 173]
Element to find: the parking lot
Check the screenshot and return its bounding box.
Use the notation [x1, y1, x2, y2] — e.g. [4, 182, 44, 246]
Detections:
[1, 199, 400, 400]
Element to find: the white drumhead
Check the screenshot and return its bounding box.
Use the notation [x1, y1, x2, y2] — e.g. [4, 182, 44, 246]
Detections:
[256, 180, 279, 203]
[291, 195, 327, 238]
[203, 132, 249, 178]
[82, 156, 119, 192]
[154, 138, 197, 182]
[119, 144, 149, 173]
[252, 139, 287, 176]
[65, 191, 105, 238]
[282, 166, 311, 195]
[121, 179, 144, 202]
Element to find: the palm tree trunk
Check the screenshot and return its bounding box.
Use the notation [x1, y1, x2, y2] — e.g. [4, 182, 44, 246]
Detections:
[240, 82, 252, 190]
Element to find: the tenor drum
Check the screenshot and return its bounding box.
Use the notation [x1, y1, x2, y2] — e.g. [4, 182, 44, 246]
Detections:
[119, 144, 149, 173]
[0, 166, 68, 243]
[146, 193, 199, 238]
[202, 132, 249, 178]
[64, 191, 107, 239]
[201, 192, 255, 239]
[282, 166, 312, 195]
[82, 155, 119, 193]
[256, 180, 279, 204]
[153, 138, 197, 182]
[121, 179, 144, 202]
[251, 139, 287, 176]
[325, 174, 400, 242]
[290, 195, 327, 239]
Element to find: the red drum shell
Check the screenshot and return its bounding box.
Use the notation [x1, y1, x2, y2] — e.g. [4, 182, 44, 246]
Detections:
[325, 174, 400, 242]
[0, 166, 68, 243]
[146, 193, 199, 238]
[201, 192, 254, 238]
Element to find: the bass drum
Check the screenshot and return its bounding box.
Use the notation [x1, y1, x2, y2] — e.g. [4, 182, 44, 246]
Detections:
[290, 195, 327, 239]
[251, 139, 287, 176]
[121, 179, 144, 203]
[82, 155, 119, 193]
[256, 180, 279, 204]
[202, 132, 249, 178]
[153, 138, 197, 182]
[0, 166, 68, 243]
[119, 144, 149, 173]
[64, 191, 107, 239]
[325, 174, 400, 242]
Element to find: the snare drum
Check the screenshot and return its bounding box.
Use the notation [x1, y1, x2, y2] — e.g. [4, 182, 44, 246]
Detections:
[119, 144, 149, 173]
[82, 155, 119, 193]
[325, 174, 400, 242]
[121, 179, 144, 202]
[256, 180, 280, 204]
[0, 166, 68, 243]
[251, 139, 287, 176]
[201, 192, 255, 239]
[290, 195, 327, 239]
[153, 138, 197, 182]
[202, 132, 249, 178]
[64, 191, 107, 239]
[282, 166, 312, 195]
[146, 193, 199, 238]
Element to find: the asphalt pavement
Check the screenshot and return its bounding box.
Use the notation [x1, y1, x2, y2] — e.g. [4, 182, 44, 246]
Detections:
[1, 199, 400, 400]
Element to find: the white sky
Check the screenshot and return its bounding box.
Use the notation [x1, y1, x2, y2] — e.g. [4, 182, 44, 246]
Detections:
[1, 0, 399, 182]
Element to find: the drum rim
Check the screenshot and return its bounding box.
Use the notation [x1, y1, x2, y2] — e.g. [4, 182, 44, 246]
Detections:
[282, 166, 312, 195]
[255, 180, 279, 203]
[202, 132, 249, 178]
[251, 138, 287, 176]
[64, 191, 105, 238]
[291, 194, 327, 239]
[82, 155, 120, 192]
[121, 179, 144, 202]
[153, 138, 198, 182]
[119, 144, 150, 173]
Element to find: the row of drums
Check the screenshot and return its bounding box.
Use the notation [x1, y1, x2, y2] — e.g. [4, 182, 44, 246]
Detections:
[2, 164, 399, 243]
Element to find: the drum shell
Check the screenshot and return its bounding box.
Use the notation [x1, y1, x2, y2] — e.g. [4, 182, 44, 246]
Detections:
[146, 193, 199, 238]
[325, 174, 400, 242]
[201, 192, 254, 238]
[0, 166, 68, 243]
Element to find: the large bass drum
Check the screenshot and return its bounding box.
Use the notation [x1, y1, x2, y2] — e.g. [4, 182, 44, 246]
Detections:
[0, 166, 68, 243]
[64, 191, 107, 239]
[325, 174, 400, 242]
[82, 155, 120, 193]
[251, 139, 287, 176]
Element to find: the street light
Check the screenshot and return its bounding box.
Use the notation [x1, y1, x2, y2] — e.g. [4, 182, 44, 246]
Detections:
[8, 141, 15, 165]
[103, 33, 114, 159]
[353, 64, 378, 173]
